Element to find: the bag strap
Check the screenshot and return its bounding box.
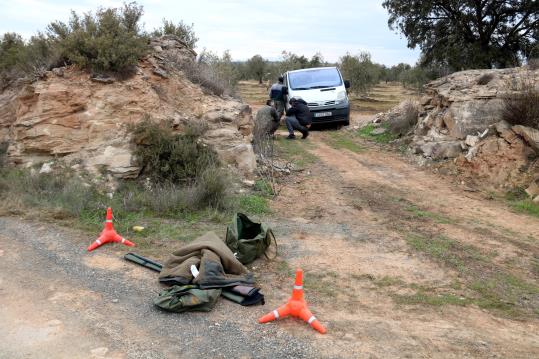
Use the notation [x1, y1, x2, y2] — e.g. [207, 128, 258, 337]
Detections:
[263, 229, 278, 261]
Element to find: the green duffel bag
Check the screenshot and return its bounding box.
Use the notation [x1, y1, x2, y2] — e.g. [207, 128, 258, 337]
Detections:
[153, 285, 221, 313]
[225, 213, 276, 265]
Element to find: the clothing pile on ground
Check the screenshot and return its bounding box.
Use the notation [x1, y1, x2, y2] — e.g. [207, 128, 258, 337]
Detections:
[151, 214, 274, 313]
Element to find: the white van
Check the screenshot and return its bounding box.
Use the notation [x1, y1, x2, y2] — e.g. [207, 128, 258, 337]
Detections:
[283, 67, 350, 126]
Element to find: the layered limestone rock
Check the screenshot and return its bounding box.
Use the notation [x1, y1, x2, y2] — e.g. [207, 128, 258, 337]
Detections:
[372, 66, 539, 190]
[0, 35, 256, 178]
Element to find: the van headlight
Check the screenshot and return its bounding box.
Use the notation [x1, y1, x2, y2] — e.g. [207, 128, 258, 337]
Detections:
[335, 91, 348, 105]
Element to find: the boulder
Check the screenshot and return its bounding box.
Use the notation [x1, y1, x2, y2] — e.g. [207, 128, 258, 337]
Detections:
[417, 141, 462, 160]
[0, 36, 256, 178]
[371, 128, 387, 135]
[376, 100, 420, 136]
[494, 120, 511, 134]
[52, 67, 65, 77]
[419, 67, 538, 140]
[465, 135, 480, 147]
[525, 180, 539, 198]
[39, 162, 53, 174]
[87, 146, 140, 178]
[444, 99, 504, 138]
[377, 66, 539, 191]
[512, 125, 539, 151]
[454, 134, 536, 190]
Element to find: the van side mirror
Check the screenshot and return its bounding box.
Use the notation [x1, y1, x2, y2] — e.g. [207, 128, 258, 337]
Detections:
[344, 80, 350, 89]
[282, 86, 288, 95]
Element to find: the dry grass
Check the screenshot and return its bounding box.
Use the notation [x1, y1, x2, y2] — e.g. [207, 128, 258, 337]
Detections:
[502, 77, 539, 129]
[237, 80, 269, 107]
[477, 73, 494, 85]
[349, 82, 418, 114]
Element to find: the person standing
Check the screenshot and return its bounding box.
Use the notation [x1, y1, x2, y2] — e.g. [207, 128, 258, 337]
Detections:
[285, 97, 311, 139]
[269, 76, 286, 118]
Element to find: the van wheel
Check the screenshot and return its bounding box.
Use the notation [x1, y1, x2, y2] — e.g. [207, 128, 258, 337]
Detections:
[342, 120, 350, 127]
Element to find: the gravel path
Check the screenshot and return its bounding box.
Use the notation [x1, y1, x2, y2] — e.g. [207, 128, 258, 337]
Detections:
[0, 217, 321, 359]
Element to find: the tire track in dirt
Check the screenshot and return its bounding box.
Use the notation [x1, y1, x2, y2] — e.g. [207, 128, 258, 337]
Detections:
[312, 140, 539, 240]
[268, 131, 539, 358]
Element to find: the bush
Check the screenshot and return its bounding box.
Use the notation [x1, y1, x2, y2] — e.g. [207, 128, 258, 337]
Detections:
[47, 3, 148, 74]
[131, 117, 219, 184]
[152, 19, 198, 49]
[0, 33, 59, 87]
[180, 60, 226, 96]
[246, 55, 267, 84]
[388, 101, 419, 136]
[116, 181, 187, 215]
[190, 167, 230, 210]
[477, 73, 494, 85]
[338, 51, 381, 94]
[176, 50, 239, 96]
[0, 142, 7, 168]
[0, 168, 102, 217]
[502, 78, 539, 129]
[0, 166, 231, 221]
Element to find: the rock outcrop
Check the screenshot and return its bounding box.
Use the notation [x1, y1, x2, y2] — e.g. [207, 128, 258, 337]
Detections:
[373, 66, 539, 190]
[0, 35, 256, 178]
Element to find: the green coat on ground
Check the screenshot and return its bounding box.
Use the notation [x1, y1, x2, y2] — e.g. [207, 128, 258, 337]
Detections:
[158, 232, 254, 288]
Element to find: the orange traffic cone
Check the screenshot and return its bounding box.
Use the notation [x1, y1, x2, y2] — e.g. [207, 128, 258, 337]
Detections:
[259, 268, 326, 334]
[87, 207, 135, 251]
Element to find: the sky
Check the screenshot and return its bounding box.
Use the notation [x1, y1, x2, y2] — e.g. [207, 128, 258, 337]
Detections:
[0, 0, 421, 66]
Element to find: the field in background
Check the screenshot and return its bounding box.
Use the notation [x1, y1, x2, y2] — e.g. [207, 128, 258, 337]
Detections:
[348, 82, 418, 114]
[237, 81, 269, 109]
[237, 80, 417, 115]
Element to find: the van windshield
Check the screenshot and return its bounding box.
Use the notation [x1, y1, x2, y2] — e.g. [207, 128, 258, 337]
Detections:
[288, 68, 342, 90]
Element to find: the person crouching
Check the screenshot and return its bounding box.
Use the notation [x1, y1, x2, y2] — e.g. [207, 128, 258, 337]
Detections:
[285, 97, 312, 139]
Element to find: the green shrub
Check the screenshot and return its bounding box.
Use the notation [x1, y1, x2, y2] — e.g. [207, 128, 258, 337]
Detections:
[152, 19, 198, 49]
[0, 33, 59, 87]
[238, 194, 270, 215]
[358, 124, 398, 143]
[131, 117, 218, 184]
[47, 2, 147, 74]
[338, 51, 380, 94]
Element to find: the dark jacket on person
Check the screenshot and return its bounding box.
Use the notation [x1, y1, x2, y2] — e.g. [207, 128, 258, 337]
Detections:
[269, 83, 285, 101]
[286, 99, 312, 126]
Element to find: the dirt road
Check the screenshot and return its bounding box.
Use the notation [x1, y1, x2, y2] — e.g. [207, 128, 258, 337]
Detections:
[268, 125, 539, 358]
[1, 114, 539, 358]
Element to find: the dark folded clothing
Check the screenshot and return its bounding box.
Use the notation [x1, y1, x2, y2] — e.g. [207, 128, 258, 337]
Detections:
[222, 285, 265, 306]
